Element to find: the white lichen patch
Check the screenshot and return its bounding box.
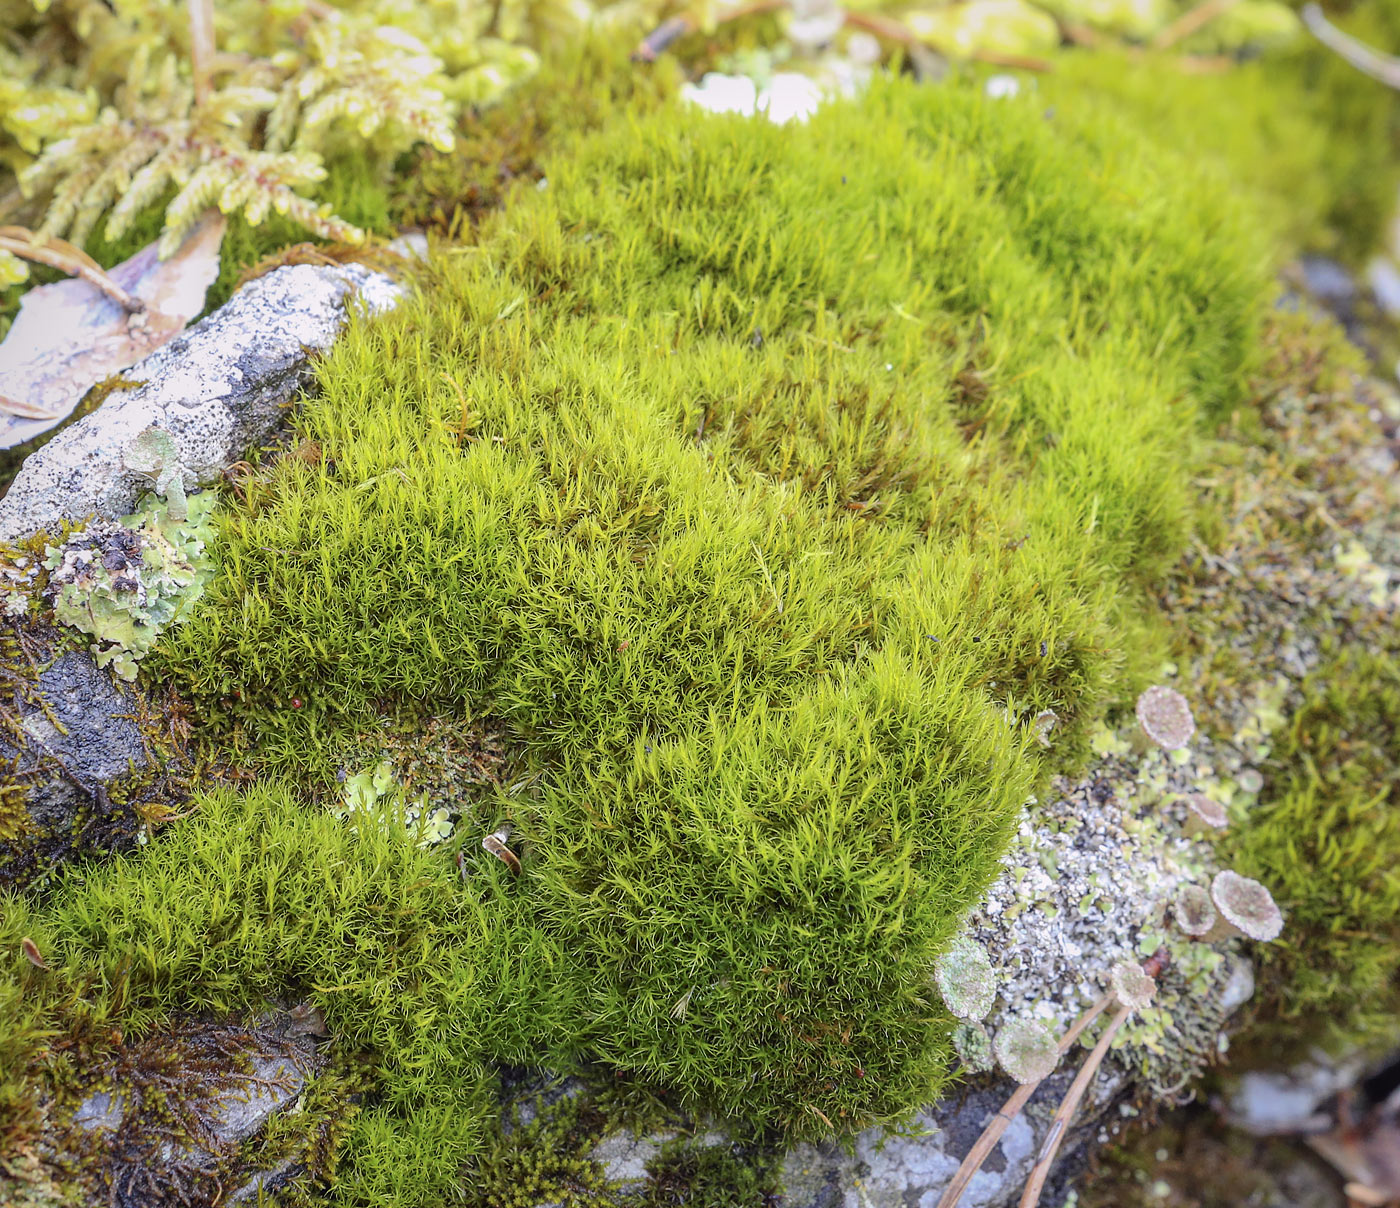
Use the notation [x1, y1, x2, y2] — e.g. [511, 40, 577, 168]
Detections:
[952, 364, 1400, 1103]
[955, 714, 1253, 1096]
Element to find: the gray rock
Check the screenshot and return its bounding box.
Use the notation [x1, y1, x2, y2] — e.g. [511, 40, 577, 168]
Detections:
[590, 1128, 677, 1194]
[773, 1069, 1117, 1208]
[1299, 255, 1357, 305]
[1222, 1058, 1368, 1136]
[51, 1008, 324, 1206]
[0, 263, 402, 543]
[493, 1063, 1121, 1208]
[1369, 255, 1400, 319]
[0, 648, 152, 887]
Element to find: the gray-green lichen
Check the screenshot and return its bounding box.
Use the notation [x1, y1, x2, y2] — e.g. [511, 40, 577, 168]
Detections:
[43, 490, 215, 680]
[935, 937, 998, 1022]
[951, 1021, 995, 1073]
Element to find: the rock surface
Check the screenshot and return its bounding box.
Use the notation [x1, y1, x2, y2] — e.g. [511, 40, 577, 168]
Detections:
[0, 262, 401, 543]
[40, 1008, 325, 1207]
[0, 644, 160, 887]
[493, 1064, 1120, 1208]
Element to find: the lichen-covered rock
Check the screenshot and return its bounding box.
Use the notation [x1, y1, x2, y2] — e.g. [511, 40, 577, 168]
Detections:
[42, 491, 216, 681]
[0, 263, 402, 543]
[483, 1064, 1124, 1208]
[775, 1071, 1116, 1208]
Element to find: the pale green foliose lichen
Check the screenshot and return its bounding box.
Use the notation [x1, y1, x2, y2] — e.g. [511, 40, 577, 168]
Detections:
[42, 490, 216, 680]
[951, 1021, 994, 1073]
[333, 759, 455, 846]
[935, 937, 998, 1021]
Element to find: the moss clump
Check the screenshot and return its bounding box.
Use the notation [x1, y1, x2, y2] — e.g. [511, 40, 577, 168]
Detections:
[153, 72, 1273, 1134]
[640, 1141, 777, 1207]
[465, 1092, 612, 1207]
[1228, 646, 1400, 1056]
[1044, 33, 1400, 261]
[388, 37, 680, 238]
[0, 62, 1323, 1198]
[1, 784, 511, 1205]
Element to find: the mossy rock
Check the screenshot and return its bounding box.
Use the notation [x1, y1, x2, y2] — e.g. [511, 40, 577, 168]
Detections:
[1, 53, 1398, 1206]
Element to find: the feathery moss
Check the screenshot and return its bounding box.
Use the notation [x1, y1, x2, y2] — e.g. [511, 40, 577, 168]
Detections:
[161, 73, 1267, 1124]
[1046, 30, 1400, 262]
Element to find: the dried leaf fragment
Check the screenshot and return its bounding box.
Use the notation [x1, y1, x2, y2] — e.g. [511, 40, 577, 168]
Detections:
[482, 827, 521, 875]
[21, 937, 49, 969]
[0, 210, 225, 450]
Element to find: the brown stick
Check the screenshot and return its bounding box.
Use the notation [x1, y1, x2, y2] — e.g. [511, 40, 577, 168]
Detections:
[969, 49, 1056, 71]
[1152, 0, 1241, 50]
[1017, 1004, 1134, 1208]
[631, 0, 788, 61]
[1302, 2, 1400, 89]
[842, 11, 1054, 69]
[187, 0, 218, 105]
[1175, 53, 1237, 74]
[934, 993, 1113, 1208]
[1055, 18, 1103, 47]
[0, 231, 143, 313]
[842, 10, 917, 45]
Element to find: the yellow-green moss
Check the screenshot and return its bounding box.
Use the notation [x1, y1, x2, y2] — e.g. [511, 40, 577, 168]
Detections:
[1229, 645, 1400, 1057]
[1, 50, 1397, 1205]
[152, 71, 1275, 1138]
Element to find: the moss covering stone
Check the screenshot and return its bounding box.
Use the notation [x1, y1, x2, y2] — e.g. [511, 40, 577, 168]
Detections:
[1, 43, 1399, 1206]
[1230, 646, 1400, 1056]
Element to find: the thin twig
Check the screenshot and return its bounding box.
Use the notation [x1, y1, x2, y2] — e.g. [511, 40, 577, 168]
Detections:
[1054, 18, 1103, 47]
[0, 230, 143, 313]
[1151, 0, 1241, 49]
[0, 392, 65, 420]
[1175, 53, 1237, 74]
[187, 0, 218, 105]
[842, 11, 1053, 69]
[1017, 1004, 1134, 1208]
[968, 48, 1055, 71]
[842, 10, 918, 45]
[631, 1, 786, 60]
[1302, 3, 1400, 89]
[935, 993, 1113, 1208]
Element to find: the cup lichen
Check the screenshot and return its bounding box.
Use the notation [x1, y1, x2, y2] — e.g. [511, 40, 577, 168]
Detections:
[934, 938, 998, 1023]
[993, 1017, 1061, 1085]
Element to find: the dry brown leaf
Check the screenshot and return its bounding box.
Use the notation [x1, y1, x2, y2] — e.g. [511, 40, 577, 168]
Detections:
[0, 210, 226, 451]
[482, 827, 521, 875]
[1310, 1121, 1400, 1201]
